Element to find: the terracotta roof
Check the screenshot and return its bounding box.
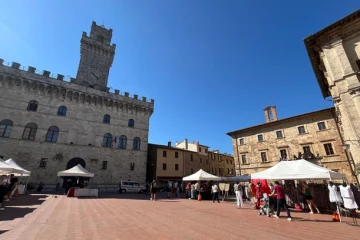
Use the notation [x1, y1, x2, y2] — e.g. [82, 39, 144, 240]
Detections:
[226, 107, 335, 137]
[303, 9, 360, 98]
[148, 143, 194, 153]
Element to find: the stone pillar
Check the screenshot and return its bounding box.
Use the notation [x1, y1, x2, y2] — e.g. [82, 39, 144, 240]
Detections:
[331, 39, 354, 76]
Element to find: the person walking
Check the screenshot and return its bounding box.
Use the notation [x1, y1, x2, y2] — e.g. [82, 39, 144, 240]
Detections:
[212, 183, 220, 203]
[270, 181, 292, 221]
[234, 182, 243, 208]
[150, 180, 157, 201]
[302, 183, 320, 214]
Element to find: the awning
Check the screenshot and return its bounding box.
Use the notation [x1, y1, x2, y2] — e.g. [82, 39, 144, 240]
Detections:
[251, 159, 345, 180]
[57, 164, 95, 177]
[0, 160, 24, 175]
[5, 158, 31, 176]
[182, 169, 221, 181]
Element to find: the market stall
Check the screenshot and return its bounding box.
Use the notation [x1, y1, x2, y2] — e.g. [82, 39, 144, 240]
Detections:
[5, 158, 31, 194]
[251, 159, 346, 221]
[183, 169, 221, 200]
[0, 160, 23, 175]
[57, 164, 97, 197]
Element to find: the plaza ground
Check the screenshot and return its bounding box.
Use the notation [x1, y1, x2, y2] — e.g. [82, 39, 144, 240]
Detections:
[0, 193, 360, 240]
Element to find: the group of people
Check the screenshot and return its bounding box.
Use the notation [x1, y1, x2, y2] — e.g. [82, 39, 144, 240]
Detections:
[0, 174, 19, 210]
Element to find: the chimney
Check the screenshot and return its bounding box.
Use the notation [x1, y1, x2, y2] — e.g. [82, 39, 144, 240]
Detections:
[168, 141, 171, 147]
[264, 106, 278, 123]
[184, 139, 188, 150]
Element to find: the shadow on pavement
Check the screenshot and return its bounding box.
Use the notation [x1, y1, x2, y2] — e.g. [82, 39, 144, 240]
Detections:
[0, 194, 47, 222]
[0, 230, 8, 235]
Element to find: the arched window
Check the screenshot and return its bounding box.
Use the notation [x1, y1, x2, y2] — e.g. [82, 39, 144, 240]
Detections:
[22, 123, 38, 140]
[57, 106, 67, 116]
[0, 119, 13, 138]
[128, 119, 134, 128]
[103, 114, 110, 124]
[27, 100, 38, 112]
[133, 137, 141, 150]
[103, 133, 112, 148]
[46, 126, 59, 142]
[119, 135, 127, 149]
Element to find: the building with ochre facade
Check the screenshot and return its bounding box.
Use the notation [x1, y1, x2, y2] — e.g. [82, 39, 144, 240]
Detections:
[227, 107, 356, 183]
[0, 22, 154, 191]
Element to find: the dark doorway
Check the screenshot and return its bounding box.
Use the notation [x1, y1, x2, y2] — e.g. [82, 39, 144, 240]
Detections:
[66, 157, 86, 169]
[62, 157, 87, 189]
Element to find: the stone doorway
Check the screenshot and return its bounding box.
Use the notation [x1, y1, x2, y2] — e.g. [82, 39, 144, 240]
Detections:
[62, 157, 87, 189]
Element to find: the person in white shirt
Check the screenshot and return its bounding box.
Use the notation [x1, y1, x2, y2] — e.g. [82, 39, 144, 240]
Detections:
[194, 182, 200, 199]
[212, 183, 220, 203]
[234, 182, 243, 208]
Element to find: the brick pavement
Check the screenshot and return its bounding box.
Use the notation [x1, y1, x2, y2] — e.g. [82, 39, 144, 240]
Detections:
[0, 193, 359, 240]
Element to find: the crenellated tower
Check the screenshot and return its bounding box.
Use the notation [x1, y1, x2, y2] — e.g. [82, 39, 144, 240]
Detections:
[74, 21, 116, 91]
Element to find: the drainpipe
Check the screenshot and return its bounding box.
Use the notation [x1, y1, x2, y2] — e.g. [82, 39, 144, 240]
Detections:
[234, 134, 242, 176]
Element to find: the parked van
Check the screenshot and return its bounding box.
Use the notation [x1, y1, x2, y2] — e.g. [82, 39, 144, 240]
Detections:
[118, 181, 146, 193]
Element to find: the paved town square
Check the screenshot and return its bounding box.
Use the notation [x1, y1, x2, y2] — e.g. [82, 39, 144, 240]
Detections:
[0, 194, 359, 240]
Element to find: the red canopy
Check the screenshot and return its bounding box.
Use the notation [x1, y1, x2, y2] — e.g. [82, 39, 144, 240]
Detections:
[252, 179, 271, 195]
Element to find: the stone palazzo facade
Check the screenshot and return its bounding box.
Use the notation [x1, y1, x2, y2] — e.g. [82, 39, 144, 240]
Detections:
[0, 22, 154, 191]
[304, 9, 360, 179]
[227, 107, 356, 183]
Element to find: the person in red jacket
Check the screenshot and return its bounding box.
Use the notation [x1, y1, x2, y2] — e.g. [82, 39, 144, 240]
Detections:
[255, 182, 263, 208]
[270, 181, 292, 221]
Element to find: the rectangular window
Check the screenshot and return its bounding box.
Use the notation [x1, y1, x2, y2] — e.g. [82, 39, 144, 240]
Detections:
[130, 163, 135, 171]
[230, 160, 232, 165]
[241, 154, 247, 164]
[175, 164, 179, 171]
[199, 147, 201, 152]
[39, 158, 47, 168]
[102, 161, 108, 170]
[226, 159, 229, 164]
[324, 143, 334, 155]
[163, 151, 167, 157]
[163, 163, 167, 170]
[261, 152, 267, 162]
[303, 146, 311, 154]
[190, 154, 193, 161]
[317, 122, 326, 131]
[276, 130, 283, 138]
[227, 168, 230, 174]
[280, 149, 287, 160]
[211, 154, 214, 160]
[258, 134, 264, 142]
[200, 158, 202, 163]
[356, 59, 360, 70]
[205, 149, 208, 153]
[298, 126, 306, 134]
[239, 138, 245, 145]
[175, 152, 179, 158]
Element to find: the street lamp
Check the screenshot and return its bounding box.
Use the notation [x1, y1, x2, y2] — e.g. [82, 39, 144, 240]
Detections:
[341, 144, 350, 150]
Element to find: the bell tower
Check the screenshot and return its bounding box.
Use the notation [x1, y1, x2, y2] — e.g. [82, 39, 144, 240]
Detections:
[74, 21, 116, 91]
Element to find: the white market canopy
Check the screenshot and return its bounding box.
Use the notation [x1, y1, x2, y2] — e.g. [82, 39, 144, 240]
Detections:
[221, 175, 250, 182]
[57, 164, 95, 177]
[183, 169, 221, 181]
[251, 159, 345, 180]
[0, 160, 24, 175]
[5, 158, 31, 176]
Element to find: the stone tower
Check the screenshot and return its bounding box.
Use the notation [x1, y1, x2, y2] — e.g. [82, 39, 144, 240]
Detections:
[264, 106, 278, 123]
[74, 21, 116, 91]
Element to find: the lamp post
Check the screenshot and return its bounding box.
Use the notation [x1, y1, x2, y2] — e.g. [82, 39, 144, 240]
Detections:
[341, 144, 359, 185]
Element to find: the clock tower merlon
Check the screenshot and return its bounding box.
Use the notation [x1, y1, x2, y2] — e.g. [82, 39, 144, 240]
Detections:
[74, 21, 116, 91]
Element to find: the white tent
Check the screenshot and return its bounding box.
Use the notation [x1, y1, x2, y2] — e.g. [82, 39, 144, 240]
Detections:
[183, 169, 221, 181]
[57, 164, 95, 177]
[221, 175, 250, 182]
[0, 160, 24, 175]
[5, 158, 31, 176]
[251, 159, 345, 180]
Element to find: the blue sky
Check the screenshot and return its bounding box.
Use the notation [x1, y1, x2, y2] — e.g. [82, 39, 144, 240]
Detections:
[0, 1, 359, 154]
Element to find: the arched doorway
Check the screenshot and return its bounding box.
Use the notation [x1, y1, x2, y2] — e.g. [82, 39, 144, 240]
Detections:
[62, 158, 87, 189]
[66, 157, 86, 169]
